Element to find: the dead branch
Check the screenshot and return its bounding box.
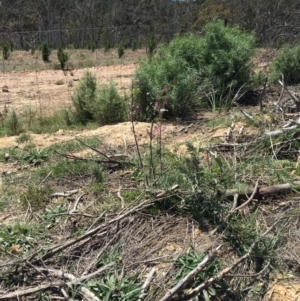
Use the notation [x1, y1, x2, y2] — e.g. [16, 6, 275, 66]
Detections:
[158, 245, 222, 301]
[82, 236, 117, 276]
[75, 137, 111, 160]
[117, 185, 125, 209]
[51, 189, 79, 198]
[225, 122, 235, 143]
[279, 80, 300, 106]
[138, 267, 156, 301]
[278, 74, 285, 105]
[225, 181, 300, 201]
[0, 281, 65, 300]
[258, 76, 268, 111]
[234, 102, 253, 120]
[0, 263, 114, 300]
[187, 219, 281, 299]
[230, 177, 260, 213]
[225, 261, 270, 277]
[70, 193, 86, 213]
[265, 125, 298, 137]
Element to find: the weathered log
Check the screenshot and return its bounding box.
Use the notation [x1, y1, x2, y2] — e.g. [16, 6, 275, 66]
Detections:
[226, 181, 300, 201]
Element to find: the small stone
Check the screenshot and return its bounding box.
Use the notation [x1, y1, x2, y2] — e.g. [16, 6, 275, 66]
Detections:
[2, 86, 9, 92]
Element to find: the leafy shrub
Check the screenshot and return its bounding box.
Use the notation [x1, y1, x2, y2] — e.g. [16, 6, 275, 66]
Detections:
[133, 21, 255, 119]
[184, 21, 254, 98]
[174, 247, 227, 300]
[30, 46, 36, 55]
[10, 42, 14, 52]
[134, 53, 198, 120]
[86, 271, 142, 301]
[18, 148, 48, 165]
[72, 71, 125, 124]
[55, 79, 64, 85]
[270, 44, 300, 85]
[72, 71, 97, 123]
[93, 82, 126, 124]
[147, 32, 156, 56]
[4, 109, 23, 136]
[20, 184, 53, 208]
[0, 222, 36, 252]
[16, 133, 31, 144]
[87, 41, 96, 52]
[41, 41, 51, 62]
[57, 46, 70, 70]
[118, 43, 125, 58]
[132, 39, 138, 51]
[2, 43, 10, 60]
[104, 40, 111, 52]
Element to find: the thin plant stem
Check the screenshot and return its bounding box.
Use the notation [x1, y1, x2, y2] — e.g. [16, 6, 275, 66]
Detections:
[149, 121, 155, 180]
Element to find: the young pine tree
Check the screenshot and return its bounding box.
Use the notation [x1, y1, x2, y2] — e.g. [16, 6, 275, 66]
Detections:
[57, 46, 70, 70]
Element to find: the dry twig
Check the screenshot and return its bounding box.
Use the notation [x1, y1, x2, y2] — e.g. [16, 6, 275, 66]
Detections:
[0, 263, 114, 300]
[158, 245, 222, 301]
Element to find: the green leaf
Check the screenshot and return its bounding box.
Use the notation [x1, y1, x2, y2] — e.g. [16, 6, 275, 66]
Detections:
[203, 289, 211, 301]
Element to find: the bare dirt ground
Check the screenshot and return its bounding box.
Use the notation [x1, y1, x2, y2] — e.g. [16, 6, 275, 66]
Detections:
[0, 63, 137, 116]
[0, 48, 146, 116]
[0, 48, 299, 301]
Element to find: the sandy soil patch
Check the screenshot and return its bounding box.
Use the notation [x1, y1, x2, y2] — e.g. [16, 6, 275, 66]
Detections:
[0, 63, 137, 116]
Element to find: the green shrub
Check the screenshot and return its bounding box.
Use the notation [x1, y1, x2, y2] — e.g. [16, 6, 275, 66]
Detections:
[16, 133, 31, 144]
[87, 41, 96, 52]
[270, 44, 300, 85]
[72, 71, 125, 124]
[30, 46, 36, 55]
[72, 71, 97, 123]
[4, 109, 23, 136]
[10, 42, 14, 52]
[41, 41, 51, 62]
[104, 41, 111, 52]
[133, 21, 255, 119]
[118, 43, 125, 58]
[2, 43, 10, 60]
[57, 46, 70, 70]
[132, 39, 138, 51]
[147, 32, 156, 56]
[134, 52, 198, 120]
[20, 184, 53, 209]
[93, 82, 126, 125]
[174, 247, 226, 300]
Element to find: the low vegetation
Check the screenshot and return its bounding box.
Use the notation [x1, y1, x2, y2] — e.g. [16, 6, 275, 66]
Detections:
[57, 45, 70, 70]
[71, 71, 126, 125]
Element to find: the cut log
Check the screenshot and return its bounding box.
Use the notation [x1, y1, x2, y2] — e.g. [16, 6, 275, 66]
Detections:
[226, 181, 300, 201]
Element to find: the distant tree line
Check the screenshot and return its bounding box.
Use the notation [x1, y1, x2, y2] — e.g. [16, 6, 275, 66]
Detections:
[0, 0, 299, 49]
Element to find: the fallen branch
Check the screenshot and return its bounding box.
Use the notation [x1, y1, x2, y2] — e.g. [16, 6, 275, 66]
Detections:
[0, 263, 114, 300]
[265, 126, 298, 137]
[50, 189, 79, 198]
[158, 245, 222, 301]
[70, 193, 86, 213]
[187, 219, 281, 299]
[230, 177, 260, 213]
[138, 267, 156, 301]
[225, 181, 300, 201]
[234, 102, 253, 120]
[279, 80, 300, 106]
